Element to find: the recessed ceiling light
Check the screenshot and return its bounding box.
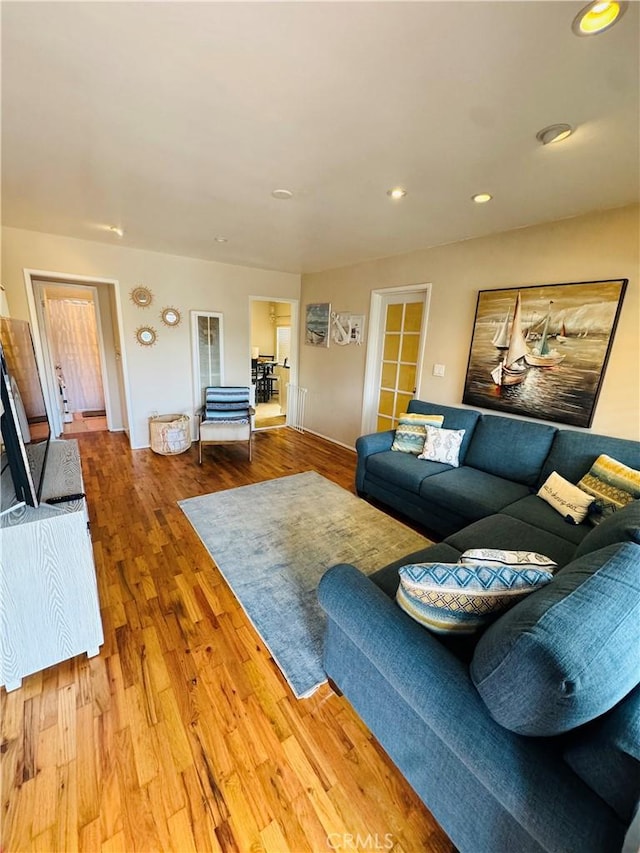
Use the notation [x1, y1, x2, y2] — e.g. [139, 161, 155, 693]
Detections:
[472, 193, 493, 204]
[271, 188, 294, 200]
[213, 236, 228, 243]
[572, 1, 627, 35]
[536, 124, 574, 145]
[387, 187, 407, 200]
[107, 225, 124, 237]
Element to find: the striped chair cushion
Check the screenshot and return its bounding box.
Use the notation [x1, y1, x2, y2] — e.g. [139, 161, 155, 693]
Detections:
[203, 386, 251, 423]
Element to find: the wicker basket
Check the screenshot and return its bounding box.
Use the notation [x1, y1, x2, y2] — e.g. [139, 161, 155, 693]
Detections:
[149, 413, 191, 455]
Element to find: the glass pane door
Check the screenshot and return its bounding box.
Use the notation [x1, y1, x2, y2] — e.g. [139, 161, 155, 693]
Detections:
[376, 299, 424, 431]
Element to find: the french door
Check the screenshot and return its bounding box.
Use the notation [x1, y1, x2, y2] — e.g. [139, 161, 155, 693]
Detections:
[361, 285, 430, 434]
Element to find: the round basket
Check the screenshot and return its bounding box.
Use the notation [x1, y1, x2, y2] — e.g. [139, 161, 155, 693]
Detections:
[149, 413, 191, 455]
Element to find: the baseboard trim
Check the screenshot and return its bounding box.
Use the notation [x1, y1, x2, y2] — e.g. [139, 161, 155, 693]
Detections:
[302, 428, 356, 453]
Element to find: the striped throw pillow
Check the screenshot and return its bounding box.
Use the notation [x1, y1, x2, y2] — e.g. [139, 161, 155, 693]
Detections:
[391, 413, 444, 454]
[578, 454, 640, 524]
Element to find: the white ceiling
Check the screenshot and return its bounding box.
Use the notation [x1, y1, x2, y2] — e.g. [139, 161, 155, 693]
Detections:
[2, 1, 639, 274]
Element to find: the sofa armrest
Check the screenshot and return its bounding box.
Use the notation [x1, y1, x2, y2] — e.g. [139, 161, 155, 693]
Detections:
[355, 430, 394, 492]
[318, 563, 624, 852]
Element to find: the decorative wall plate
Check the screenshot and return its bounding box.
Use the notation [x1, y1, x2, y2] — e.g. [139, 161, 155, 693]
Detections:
[161, 307, 181, 327]
[135, 325, 157, 347]
[130, 286, 153, 307]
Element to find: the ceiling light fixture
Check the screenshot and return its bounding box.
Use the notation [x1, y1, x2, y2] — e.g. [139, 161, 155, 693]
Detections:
[472, 193, 493, 204]
[271, 188, 294, 200]
[387, 187, 407, 200]
[213, 236, 228, 243]
[536, 123, 574, 145]
[572, 1, 627, 35]
[107, 225, 124, 237]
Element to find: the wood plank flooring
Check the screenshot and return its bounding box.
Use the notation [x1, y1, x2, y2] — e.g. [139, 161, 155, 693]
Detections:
[1, 428, 455, 853]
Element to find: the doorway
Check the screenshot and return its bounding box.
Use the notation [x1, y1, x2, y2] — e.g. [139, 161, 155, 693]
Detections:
[249, 297, 298, 430]
[24, 270, 131, 441]
[361, 284, 431, 434]
[36, 283, 107, 435]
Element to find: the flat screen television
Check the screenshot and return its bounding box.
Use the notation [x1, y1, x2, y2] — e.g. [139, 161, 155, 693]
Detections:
[0, 317, 51, 507]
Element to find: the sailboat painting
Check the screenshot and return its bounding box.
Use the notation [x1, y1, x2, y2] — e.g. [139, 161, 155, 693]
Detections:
[463, 279, 627, 427]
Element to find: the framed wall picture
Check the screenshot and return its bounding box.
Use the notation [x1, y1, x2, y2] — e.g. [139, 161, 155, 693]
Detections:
[462, 278, 627, 427]
[305, 303, 331, 347]
[349, 314, 365, 345]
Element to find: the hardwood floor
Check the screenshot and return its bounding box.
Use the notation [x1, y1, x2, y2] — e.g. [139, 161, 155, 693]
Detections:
[1, 428, 455, 853]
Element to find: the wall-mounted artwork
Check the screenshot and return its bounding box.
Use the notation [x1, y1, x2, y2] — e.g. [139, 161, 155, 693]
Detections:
[130, 286, 153, 307]
[330, 312, 366, 346]
[462, 279, 627, 427]
[305, 303, 331, 347]
[349, 314, 365, 345]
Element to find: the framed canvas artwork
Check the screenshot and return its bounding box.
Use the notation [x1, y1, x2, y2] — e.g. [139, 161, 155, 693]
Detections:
[462, 279, 627, 427]
[305, 303, 331, 347]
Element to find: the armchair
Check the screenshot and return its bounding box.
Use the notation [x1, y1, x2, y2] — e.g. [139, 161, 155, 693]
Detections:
[198, 386, 254, 463]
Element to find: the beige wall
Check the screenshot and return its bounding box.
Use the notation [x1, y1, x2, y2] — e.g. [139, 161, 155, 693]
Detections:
[250, 301, 277, 357]
[2, 227, 300, 447]
[300, 205, 640, 447]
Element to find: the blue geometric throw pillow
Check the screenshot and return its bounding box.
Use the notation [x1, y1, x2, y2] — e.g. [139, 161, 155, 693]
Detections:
[397, 562, 553, 635]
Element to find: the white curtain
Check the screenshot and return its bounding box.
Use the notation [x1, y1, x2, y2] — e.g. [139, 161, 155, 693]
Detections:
[46, 298, 105, 413]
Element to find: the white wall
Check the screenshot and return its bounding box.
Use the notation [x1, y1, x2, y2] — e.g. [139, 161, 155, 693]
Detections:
[2, 227, 300, 447]
[300, 205, 640, 446]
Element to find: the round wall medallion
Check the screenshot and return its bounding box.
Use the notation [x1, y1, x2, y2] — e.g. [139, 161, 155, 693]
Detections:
[161, 307, 181, 327]
[135, 325, 157, 347]
[131, 286, 153, 307]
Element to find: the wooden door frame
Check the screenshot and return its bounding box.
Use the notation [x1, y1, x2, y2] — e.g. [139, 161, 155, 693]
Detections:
[361, 283, 431, 435]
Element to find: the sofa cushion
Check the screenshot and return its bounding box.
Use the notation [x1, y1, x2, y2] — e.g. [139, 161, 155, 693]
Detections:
[500, 495, 591, 545]
[418, 425, 465, 467]
[464, 414, 556, 486]
[538, 429, 640, 490]
[563, 685, 640, 823]
[573, 499, 640, 558]
[407, 400, 481, 464]
[419, 467, 530, 522]
[537, 471, 595, 525]
[397, 562, 553, 635]
[366, 450, 449, 495]
[445, 515, 578, 567]
[577, 454, 640, 523]
[470, 542, 640, 736]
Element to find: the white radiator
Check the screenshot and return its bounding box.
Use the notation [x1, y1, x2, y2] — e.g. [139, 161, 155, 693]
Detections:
[286, 384, 307, 432]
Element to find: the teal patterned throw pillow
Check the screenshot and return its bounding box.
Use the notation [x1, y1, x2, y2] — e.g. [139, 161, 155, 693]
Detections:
[397, 562, 554, 635]
[391, 413, 444, 455]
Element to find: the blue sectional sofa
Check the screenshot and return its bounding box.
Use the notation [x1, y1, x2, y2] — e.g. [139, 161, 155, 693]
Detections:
[319, 400, 640, 853]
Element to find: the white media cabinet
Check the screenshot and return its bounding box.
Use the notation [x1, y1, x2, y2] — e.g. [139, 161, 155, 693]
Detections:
[0, 439, 103, 691]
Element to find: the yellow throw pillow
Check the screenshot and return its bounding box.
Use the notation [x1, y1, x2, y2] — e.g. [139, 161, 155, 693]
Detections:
[577, 454, 640, 524]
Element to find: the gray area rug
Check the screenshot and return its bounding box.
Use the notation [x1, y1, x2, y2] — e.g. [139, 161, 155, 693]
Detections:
[179, 471, 430, 697]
